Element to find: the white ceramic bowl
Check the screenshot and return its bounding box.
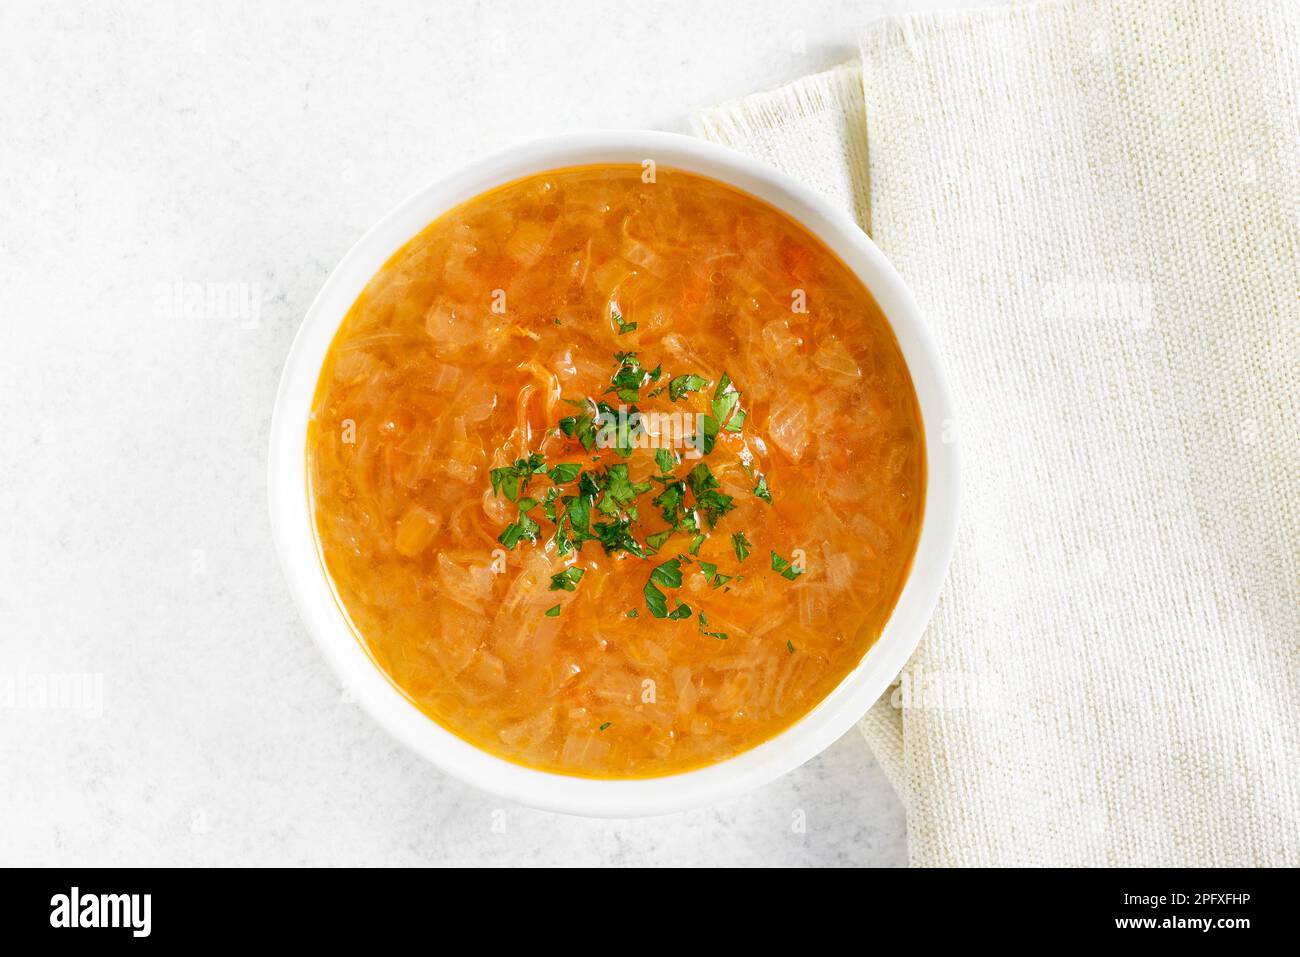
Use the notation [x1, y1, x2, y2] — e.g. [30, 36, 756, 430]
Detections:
[268, 130, 958, 817]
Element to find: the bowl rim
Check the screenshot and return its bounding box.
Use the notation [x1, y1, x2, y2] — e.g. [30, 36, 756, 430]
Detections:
[267, 129, 959, 817]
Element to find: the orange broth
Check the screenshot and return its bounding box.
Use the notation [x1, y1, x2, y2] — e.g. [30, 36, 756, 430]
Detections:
[307, 165, 924, 778]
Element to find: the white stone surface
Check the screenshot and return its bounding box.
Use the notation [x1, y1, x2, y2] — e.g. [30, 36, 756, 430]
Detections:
[0, 0, 989, 867]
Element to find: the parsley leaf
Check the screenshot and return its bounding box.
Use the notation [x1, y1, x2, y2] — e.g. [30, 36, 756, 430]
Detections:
[698, 413, 720, 456]
[645, 528, 674, 551]
[651, 479, 686, 526]
[611, 303, 637, 336]
[565, 493, 592, 536]
[593, 399, 639, 457]
[548, 462, 582, 484]
[770, 550, 804, 581]
[712, 372, 746, 433]
[649, 557, 684, 589]
[654, 448, 678, 475]
[644, 581, 668, 618]
[695, 561, 732, 589]
[498, 508, 541, 549]
[644, 558, 691, 620]
[731, 531, 752, 562]
[687, 463, 735, 528]
[549, 566, 586, 592]
[606, 352, 649, 403]
[544, 604, 562, 617]
[698, 610, 728, 640]
[489, 452, 548, 501]
[668, 373, 710, 402]
[600, 463, 652, 513]
[553, 515, 576, 556]
[593, 516, 646, 557]
[541, 487, 560, 523]
[578, 471, 603, 499]
[558, 408, 597, 452]
[753, 473, 772, 504]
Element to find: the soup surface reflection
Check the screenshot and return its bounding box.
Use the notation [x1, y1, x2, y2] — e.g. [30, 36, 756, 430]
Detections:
[308, 165, 924, 777]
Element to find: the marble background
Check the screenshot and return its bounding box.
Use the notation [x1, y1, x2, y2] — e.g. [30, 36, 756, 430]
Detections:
[0, 0, 991, 867]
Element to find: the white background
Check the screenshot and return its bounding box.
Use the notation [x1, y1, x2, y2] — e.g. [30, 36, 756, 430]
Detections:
[0, 0, 993, 867]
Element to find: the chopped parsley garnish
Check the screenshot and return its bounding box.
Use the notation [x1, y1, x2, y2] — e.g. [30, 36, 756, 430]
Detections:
[599, 721, 612, 731]
[548, 462, 582, 484]
[651, 478, 686, 526]
[549, 566, 586, 592]
[578, 471, 603, 499]
[654, 447, 678, 475]
[611, 303, 636, 336]
[592, 399, 638, 458]
[498, 509, 541, 549]
[731, 531, 752, 562]
[647, 557, 683, 589]
[645, 528, 674, 551]
[687, 463, 735, 528]
[644, 558, 691, 620]
[565, 492, 592, 534]
[605, 351, 658, 403]
[668, 373, 710, 402]
[482, 358, 777, 625]
[599, 463, 652, 514]
[698, 610, 728, 640]
[489, 452, 548, 501]
[553, 519, 576, 557]
[787, 639, 795, 654]
[770, 550, 803, 581]
[696, 561, 733, 589]
[592, 516, 647, 557]
[698, 413, 720, 456]
[712, 372, 746, 433]
[642, 586, 670, 616]
[541, 487, 561, 522]
[558, 406, 598, 452]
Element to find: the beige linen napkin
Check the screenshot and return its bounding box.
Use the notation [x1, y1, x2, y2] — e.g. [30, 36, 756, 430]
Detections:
[696, 0, 1299, 866]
